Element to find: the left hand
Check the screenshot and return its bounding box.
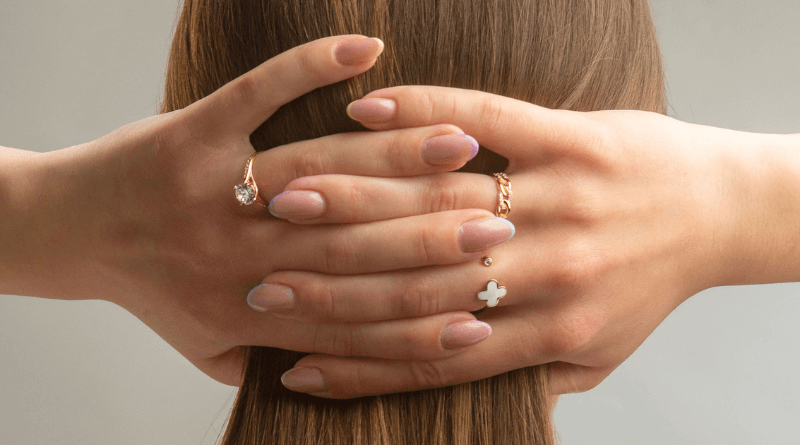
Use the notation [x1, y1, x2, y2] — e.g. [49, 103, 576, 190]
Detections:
[266, 86, 752, 398]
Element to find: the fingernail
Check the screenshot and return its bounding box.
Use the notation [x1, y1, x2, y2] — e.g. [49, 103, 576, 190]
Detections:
[458, 217, 515, 253]
[281, 367, 328, 393]
[334, 37, 384, 66]
[346, 98, 397, 123]
[269, 191, 326, 220]
[247, 283, 295, 312]
[440, 320, 492, 350]
[421, 134, 479, 166]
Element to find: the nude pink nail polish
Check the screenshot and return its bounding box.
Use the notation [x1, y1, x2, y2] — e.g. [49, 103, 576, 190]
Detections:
[281, 367, 328, 393]
[421, 134, 480, 165]
[440, 320, 492, 349]
[458, 217, 516, 253]
[346, 98, 397, 123]
[269, 190, 326, 219]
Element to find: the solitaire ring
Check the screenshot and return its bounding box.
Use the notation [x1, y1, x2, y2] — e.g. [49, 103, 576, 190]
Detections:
[235, 152, 268, 207]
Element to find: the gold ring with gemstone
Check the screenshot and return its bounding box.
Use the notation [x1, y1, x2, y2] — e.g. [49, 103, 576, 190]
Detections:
[234, 152, 268, 207]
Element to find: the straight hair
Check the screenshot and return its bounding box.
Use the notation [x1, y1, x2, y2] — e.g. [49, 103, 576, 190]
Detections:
[161, 0, 666, 443]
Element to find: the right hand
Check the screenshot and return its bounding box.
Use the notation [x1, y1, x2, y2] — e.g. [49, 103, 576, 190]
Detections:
[0, 36, 509, 385]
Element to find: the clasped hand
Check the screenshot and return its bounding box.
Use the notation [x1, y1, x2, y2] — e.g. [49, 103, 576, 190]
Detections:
[6, 35, 744, 399]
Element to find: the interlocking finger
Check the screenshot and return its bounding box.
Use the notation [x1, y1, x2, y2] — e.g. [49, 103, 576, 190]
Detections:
[346, 86, 600, 165]
[252, 125, 479, 200]
[189, 35, 384, 138]
[265, 209, 515, 275]
[237, 311, 493, 362]
[278, 307, 560, 399]
[248, 261, 503, 322]
[270, 171, 560, 224]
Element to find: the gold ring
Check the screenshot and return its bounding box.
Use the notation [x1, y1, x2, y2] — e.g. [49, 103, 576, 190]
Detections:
[234, 152, 268, 207]
[493, 172, 512, 218]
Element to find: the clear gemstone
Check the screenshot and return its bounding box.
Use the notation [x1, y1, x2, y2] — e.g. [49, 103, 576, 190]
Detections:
[235, 183, 257, 205]
[482, 257, 493, 266]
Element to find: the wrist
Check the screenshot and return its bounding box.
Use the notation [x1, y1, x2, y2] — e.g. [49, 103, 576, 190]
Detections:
[0, 144, 112, 301]
[712, 132, 800, 287]
[0, 147, 49, 296]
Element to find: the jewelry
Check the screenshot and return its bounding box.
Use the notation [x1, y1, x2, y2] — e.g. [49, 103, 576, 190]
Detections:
[478, 280, 507, 308]
[235, 153, 268, 207]
[492, 173, 512, 218]
[481, 257, 493, 266]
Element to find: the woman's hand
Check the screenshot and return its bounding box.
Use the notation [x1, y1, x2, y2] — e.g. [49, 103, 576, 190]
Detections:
[268, 86, 800, 398]
[0, 40, 515, 385]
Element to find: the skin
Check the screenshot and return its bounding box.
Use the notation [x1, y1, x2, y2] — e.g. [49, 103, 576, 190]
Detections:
[0, 36, 510, 385]
[3, 35, 800, 400]
[267, 87, 800, 398]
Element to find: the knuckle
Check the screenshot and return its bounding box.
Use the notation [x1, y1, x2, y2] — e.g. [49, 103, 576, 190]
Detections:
[417, 90, 439, 124]
[545, 241, 608, 290]
[544, 311, 602, 357]
[288, 143, 330, 179]
[476, 96, 506, 138]
[557, 183, 606, 223]
[412, 224, 438, 265]
[399, 275, 441, 318]
[294, 45, 328, 84]
[384, 131, 413, 174]
[342, 182, 372, 219]
[323, 231, 359, 273]
[425, 175, 462, 213]
[407, 360, 450, 389]
[230, 73, 262, 110]
[314, 324, 362, 357]
[310, 280, 339, 322]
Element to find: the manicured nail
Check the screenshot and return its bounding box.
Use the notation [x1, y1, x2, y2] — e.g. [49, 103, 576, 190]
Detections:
[440, 320, 492, 350]
[269, 191, 326, 220]
[458, 217, 515, 253]
[346, 98, 397, 123]
[421, 134, 479, 166]
[334, 37, 384, 66]
[281, 367, 328, 393]
[247, 283, 295, 312]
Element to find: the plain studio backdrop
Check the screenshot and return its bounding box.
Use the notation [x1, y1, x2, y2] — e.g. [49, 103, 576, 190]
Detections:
[1, 1, 799, 444]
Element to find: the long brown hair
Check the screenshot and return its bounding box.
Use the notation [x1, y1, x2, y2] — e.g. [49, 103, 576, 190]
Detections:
[161, 0, 665, 444]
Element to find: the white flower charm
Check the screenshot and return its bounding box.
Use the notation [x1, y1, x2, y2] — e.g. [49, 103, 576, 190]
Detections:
[478, 280, 507, 307]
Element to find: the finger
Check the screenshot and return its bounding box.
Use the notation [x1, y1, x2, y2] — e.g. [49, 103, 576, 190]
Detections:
[278, 308, 556, 399]
[249, 244, 529, 322]
[270, 172, 494, 223]
[189, 35, 384, 137]
[267, 210, 516, 275]
[253, 125, 479, 200]
[270, 171, 556, 224]
[345, 86, 598, 163]
[238, 311, 492, 362]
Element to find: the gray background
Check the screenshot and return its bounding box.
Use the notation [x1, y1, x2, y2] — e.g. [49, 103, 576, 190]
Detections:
[1, 1, 798, 444]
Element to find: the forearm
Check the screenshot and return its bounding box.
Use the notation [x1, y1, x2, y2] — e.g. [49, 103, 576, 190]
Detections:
[715, 132, 800, 286]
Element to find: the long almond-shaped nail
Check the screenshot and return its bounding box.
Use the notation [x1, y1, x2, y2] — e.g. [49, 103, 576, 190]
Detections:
[334, 37, 384, 66]
[440, 320, 492, 349]
[346, 98, 397, 123]
[458, 217, 515, 253]
[269, 191, 326, 220]
[421, 134, 479, 166]
[247, 283, 295, 312]
[281, 367, 328, 393]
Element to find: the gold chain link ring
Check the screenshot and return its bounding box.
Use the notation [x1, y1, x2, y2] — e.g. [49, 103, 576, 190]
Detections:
[492, 172, 512, 219]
